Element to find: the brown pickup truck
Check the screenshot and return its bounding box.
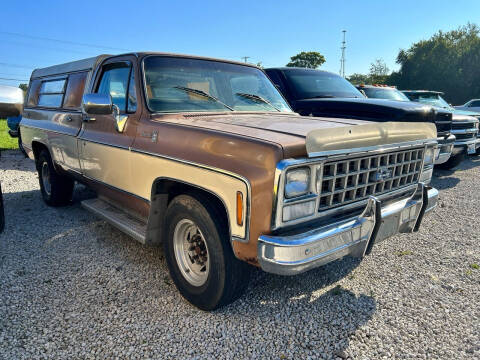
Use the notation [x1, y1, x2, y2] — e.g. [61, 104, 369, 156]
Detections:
[1, 53, 439, 310]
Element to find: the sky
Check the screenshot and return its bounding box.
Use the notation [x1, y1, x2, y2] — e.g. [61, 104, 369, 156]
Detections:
[1, 0, 479, 87]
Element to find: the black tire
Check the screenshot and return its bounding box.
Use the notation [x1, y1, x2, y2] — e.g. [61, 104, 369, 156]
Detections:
[0, 182, 4, 233]
[37, 150, 74, 206]
[436, 153, 465, 170]
[163, 194, 251, 310]
[17, 131, 27, 158]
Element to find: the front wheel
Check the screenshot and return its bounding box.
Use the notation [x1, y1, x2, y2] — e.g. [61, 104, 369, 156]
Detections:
[163, 194, 251, 310]
[436, 152, 465, 170]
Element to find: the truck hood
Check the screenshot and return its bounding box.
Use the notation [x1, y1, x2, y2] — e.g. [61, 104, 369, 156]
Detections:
[453, 108, 480, 118]
[152, 112, 436, 157]
[294, 97, 435, 121]
[452, 113, 479, 123]
[154, 112, 370, 138]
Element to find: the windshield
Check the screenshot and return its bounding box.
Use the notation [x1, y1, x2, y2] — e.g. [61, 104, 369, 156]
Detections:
[406, 93, 452, 110]
[362, 87, 410, 102]
[284, 70, 364, 99]
[143, 56, 292, 113]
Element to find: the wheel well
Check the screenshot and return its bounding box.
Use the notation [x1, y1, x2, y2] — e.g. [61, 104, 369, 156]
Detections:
[31, 141, 49, 169]
[145, 178, 231, 246]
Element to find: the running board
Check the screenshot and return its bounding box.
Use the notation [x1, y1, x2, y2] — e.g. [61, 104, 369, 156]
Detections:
[81, 198, 147, 244]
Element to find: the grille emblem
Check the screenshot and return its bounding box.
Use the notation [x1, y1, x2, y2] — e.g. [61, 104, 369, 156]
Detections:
[375, 167, 393, 182]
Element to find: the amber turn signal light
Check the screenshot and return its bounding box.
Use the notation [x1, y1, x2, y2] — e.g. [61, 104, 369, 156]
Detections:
[236, 191, 244, 226]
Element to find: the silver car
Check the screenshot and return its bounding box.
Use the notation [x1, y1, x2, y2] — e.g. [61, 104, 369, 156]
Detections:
[455, 99, 480, 113]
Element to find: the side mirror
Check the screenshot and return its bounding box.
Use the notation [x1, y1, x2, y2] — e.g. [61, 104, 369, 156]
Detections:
[82, 93, 112, 116]
[0, 85, 24, 118]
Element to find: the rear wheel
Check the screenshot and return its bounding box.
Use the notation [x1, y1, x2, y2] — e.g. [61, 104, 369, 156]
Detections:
[436, 153, 465, 170]
[17, 130, 27, 157]
[0, 182, 4, 233]
[163, 194, 251, 310]
[37, 150, 74, 206]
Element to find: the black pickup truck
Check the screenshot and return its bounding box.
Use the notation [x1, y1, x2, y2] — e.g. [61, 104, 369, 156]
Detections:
[265, 67, 455, 167]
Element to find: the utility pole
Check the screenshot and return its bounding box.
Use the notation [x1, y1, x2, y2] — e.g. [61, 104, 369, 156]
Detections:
[340, 30, 346, 78]
[241, 56, 250, 63]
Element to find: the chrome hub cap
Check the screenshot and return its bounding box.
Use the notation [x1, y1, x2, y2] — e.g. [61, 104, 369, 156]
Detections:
[173, 219, 209, 287]
[41, 162, 51, 196]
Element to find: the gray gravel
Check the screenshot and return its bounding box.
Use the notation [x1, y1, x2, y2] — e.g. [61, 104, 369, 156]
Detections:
[1, 149, 479, 359]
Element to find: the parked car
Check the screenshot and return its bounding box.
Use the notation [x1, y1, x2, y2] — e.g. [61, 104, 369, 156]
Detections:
[3, 53, 439, 310]
[402, 90, 480, 160]
[356, 84, 410, 102]
[0, 182, 3, 233]
[264, 68, 454, 167]
[356, 85, 478, 168]
[0, 85, 24, 233]
[6, 115, 26, 156]
[454, 99, 480, 113]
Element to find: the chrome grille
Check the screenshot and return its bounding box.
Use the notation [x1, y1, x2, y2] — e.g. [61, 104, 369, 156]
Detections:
[454, 132, 476, 140]
[318, 148, 424, 211]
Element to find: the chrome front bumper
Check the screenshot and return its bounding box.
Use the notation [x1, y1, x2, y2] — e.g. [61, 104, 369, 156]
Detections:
[258, 183, 438, 276]
[452, 139, 477, 155]
[434, 135, 455, 165]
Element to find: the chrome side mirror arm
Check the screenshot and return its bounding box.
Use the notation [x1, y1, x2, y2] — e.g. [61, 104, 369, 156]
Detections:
[112, 104, 128, 133]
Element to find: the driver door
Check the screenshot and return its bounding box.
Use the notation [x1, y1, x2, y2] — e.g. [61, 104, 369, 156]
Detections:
[78, 55, 140, 191]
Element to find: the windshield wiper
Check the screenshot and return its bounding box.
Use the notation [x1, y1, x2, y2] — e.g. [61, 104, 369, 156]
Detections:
[173, 86, 234, 111]
[235, 92, 280, 112]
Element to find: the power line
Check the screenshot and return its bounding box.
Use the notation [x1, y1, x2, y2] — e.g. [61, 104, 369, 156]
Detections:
[1, 39, 99, 56]
[0, 72, 30, 77]
[0, 77, 28, 81]
[0, 31, 129, 52]
[0, 62, 34, 70]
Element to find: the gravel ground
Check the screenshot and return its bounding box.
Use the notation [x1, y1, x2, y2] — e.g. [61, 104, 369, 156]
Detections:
[0, 149, 479, 359]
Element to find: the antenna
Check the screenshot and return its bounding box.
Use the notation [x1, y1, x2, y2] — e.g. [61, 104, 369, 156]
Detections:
[241, 56, 250, 63]
[340, 30, 346, 78]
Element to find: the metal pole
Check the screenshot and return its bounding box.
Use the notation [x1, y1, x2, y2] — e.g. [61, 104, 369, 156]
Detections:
[241, 56, 250, 63]
[340, 30, 346, 78]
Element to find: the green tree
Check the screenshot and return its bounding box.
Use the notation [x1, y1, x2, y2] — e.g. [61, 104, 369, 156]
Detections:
[368, 58, 390, 84]
[18, 83, 28, 97]
[390, 23, 480, 103]
[347, 73, 370, 85]
[370, 58, 390, 76]
[286, 51, 326, 69]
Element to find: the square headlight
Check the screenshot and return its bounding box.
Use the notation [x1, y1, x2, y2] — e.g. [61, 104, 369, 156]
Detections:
[285, 167, 310, 198]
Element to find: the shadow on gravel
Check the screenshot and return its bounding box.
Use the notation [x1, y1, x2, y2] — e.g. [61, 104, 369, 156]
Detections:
[0, 185, 96, 231]
[0, 150, 32, 171]
[431, 156, 480, 190]
[434, 155, 480, 177]
[430, 173, 460, 190]
[220, 257, 376, 356]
